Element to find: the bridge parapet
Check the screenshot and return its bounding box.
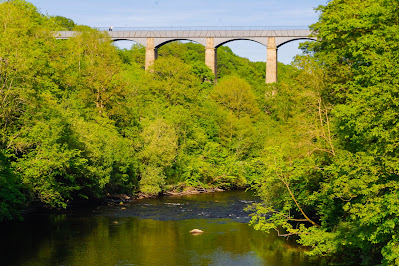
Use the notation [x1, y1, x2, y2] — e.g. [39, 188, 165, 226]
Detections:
[56, 29, 313, 40]
[94, 26, 310, 31]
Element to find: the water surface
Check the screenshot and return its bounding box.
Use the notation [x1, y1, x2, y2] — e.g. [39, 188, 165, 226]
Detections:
[0, 191, 323, 265]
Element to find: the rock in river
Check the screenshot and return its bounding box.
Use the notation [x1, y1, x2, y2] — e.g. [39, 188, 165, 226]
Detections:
[189, 229, 204, 235]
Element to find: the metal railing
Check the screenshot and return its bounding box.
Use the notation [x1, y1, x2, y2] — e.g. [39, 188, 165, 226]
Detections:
[95, 26, 310, 31]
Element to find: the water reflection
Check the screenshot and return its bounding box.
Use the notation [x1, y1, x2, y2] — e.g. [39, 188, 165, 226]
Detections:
[0, 191, 324, 265]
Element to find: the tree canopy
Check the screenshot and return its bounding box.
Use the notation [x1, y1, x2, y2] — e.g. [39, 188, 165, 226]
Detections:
[0, 0, 289, 219]
[248, 0, 399, 265]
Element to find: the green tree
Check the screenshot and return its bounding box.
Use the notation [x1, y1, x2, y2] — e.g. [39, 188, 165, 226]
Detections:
[0, 150, 24, 222]
[55, 27, 127, 115]
[51, 16, 75, 30]
[0, 0, 68, 209]
[211, 75, 260, 118]
[146, 57, 201, 106]
[250, 0, 399, 264]
[139, 118, 178, 168]
[139, 165, 165, 196]
[138, 118, 178, 193]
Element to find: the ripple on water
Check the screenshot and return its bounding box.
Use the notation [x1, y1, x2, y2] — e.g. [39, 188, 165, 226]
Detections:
[99, 190, 260, 223]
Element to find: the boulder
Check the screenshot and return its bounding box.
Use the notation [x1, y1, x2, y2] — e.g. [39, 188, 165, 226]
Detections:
[189, 229, 204, 235]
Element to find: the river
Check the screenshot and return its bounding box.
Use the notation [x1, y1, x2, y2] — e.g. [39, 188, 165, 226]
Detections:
[0, 190, 324, 265]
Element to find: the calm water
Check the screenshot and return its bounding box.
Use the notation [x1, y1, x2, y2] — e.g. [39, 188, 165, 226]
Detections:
[0, 191, 323, 266]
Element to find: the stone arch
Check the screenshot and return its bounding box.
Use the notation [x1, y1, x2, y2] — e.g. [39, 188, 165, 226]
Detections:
[111, 38, 147, 47]
[111, 39, 146, 51]
[276, 37, 316, 48]
[154, 38, 206, 48]
[144, 38, 208, 71]
[214, 38, 268, 48]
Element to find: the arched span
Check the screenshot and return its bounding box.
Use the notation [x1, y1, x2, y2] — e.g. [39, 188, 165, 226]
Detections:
[155, 38, 205, 49]
[276, 37, 316, 48]
[111, 38, 147, 47]
[112, 38, 134, 42]
[214, 38, 267, 48]
[111, 39, 143, 50]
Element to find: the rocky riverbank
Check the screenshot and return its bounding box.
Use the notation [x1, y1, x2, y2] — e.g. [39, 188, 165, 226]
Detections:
[105, 187, 226, 204]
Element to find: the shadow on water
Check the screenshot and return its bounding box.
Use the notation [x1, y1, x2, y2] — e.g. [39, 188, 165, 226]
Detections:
[0, 191, 325, 266]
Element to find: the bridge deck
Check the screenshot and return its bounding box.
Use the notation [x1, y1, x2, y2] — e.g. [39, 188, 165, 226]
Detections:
[57, 29, 312, 39]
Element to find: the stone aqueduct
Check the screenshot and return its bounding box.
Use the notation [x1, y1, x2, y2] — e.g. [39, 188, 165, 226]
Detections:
[57, 27, 315, 83]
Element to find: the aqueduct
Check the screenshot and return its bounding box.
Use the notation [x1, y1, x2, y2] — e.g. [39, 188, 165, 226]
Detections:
[56, 27, 316, 83]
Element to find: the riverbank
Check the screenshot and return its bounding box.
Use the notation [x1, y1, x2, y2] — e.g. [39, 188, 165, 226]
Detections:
[105, 186, 227, 204]
[21, 185, 235, 216]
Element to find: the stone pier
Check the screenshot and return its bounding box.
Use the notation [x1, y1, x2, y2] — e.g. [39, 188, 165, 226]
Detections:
[266, 37, 277, 84]
[145, 38, 157, 71]
[205, 37, 217, 78]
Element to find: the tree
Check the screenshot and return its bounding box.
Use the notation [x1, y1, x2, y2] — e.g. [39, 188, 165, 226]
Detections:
[250, 0, 399, 264]
[0, 150, 24, 222]
[139, 118, 178, 168]
[55, 27, 127, 115]
[0, 0, 54, 145]
[146, 57, 201, 106]
[0, 1, 139, 210]
[309, 1, 399, 264]
[0, 0, 70, 209]
[138, 118, 178, 193]
[51, 16, 75, 30]
[211, 76, 259, 118]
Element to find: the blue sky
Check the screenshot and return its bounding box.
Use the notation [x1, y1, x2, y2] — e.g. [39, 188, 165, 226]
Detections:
[29, 0, 326, 64]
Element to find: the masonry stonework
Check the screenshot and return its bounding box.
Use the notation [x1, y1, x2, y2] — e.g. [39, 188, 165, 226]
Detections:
[266, 37, 277, 83]
[145, 38, 157, 71]
[205, 38, 217, 77]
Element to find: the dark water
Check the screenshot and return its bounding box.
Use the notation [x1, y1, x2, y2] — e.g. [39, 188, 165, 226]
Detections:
[0, 191, 323, 266]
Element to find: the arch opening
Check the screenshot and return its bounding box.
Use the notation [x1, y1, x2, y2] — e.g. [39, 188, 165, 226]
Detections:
[112, 39, 141, 50]
[112, 40, 146, 66]
[144, 39, 207, 71]
[276, 37, 316, 49]
[155, 39, 203, 49]
[277, 38, 316, 64]
[215, 38, 266, 49]
[156, 40, 205, 63]
[216, 39, 266, 62]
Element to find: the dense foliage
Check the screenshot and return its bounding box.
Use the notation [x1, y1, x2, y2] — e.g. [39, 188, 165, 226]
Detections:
[1, 0, 398, 264]
[248, 0, 399, 265]
[0, 0, 295, 220]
